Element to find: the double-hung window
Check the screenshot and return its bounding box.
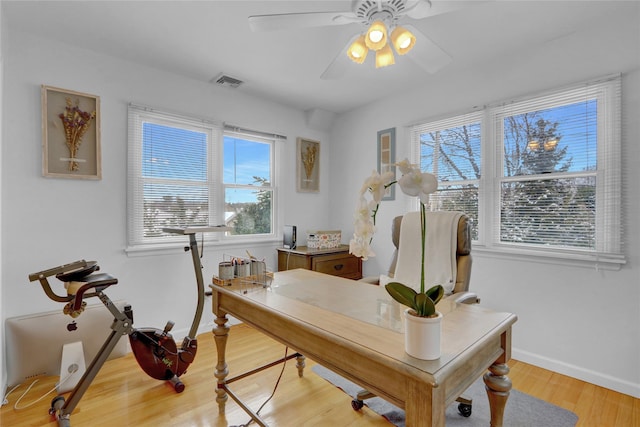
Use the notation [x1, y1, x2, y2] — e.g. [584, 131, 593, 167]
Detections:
[410, 75, 623, 266]
[127, 105, 278, 250]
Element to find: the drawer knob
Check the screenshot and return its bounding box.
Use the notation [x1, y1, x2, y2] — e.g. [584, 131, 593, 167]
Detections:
[334, 264, 344, 271]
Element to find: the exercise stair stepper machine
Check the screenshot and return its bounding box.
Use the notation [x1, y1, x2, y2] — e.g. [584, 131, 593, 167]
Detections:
[27, 226, 229, 427]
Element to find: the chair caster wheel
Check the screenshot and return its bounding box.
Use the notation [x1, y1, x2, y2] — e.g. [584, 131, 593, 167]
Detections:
[351, 399, 364, 411]
[458, 402, 472, 417]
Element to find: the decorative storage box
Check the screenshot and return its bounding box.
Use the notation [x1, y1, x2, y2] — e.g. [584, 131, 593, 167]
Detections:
[307, 230, 341, 249]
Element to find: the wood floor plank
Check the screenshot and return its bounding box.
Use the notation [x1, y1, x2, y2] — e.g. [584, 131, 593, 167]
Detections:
[1, 323, 638, 426]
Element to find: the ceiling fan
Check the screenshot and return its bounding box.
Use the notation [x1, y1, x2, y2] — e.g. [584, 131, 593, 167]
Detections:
[248, 0, 468, 79]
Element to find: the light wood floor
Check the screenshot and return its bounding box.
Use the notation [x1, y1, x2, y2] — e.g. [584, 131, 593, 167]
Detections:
[2, 323, 638, 426]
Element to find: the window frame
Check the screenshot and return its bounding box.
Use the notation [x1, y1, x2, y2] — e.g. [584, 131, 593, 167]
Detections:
[410, 75, 624, 269]
[126, 105, 281, 255]
[222, 129, 277, 241]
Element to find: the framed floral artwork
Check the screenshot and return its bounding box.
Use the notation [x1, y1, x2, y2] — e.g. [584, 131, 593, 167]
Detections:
[41, 85, 101, 179]
[296, 137, 320, 193]
[377, 127, 396, 200]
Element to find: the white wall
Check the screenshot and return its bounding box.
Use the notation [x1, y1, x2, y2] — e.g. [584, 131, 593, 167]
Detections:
[0, 28, 334, 369]
[329, 9, 640, 397]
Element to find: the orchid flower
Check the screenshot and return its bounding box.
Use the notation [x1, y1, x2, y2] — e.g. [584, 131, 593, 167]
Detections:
[349, 159, 442, 317]
[361, 170, 395, 203]
[397, 169, 437, 199]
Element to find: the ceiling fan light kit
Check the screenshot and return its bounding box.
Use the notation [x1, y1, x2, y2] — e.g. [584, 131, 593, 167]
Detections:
[249, 0, 457, 77]
[351, 20, 414, 67]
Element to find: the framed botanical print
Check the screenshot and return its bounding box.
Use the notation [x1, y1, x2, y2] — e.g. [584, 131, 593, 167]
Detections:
[42, 85, 101, 179]
[377, 127, 396, 200]
[296, 137, 320, 193]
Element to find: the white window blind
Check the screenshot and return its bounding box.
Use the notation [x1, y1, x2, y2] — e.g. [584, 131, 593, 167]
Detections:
[127, 104, 222, 247]
[411, 111, 483, 240]
[491, 76, 622, 257]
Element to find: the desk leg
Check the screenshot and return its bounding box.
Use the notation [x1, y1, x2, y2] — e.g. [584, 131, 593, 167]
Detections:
[213, 313, 230, 414]
[404, 380, 445, 426]
[295, 354, 306, 377]
[483, 363, 511, 427]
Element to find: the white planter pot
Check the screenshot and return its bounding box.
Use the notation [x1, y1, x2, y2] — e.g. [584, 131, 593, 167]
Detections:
[404, 309, 442, 360]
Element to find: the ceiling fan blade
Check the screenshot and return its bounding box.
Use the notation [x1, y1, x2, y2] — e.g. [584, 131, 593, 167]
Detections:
[320, 34, 359, 80]
[403, 24, 452, 74]
[405, 0, 476, 20]
[249, 11, 357, 32]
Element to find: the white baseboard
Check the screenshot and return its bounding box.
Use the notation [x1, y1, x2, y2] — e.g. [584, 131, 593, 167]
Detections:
[513, 347, 640, 398]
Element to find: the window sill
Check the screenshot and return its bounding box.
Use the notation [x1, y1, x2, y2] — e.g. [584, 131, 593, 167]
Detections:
[125, 237, 282, 258]
[472, 244, 626, 271]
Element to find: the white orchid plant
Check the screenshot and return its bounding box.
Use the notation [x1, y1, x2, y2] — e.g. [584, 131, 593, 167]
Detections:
[349, 159, 444, 317]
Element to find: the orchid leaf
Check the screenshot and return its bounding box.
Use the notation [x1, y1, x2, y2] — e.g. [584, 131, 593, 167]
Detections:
[386, 282, 444, 317]
[416, 294, 436, 317]
[385, 282, 417, 309]
[426, 284, 444, 305]
[414, 292, 428, 316]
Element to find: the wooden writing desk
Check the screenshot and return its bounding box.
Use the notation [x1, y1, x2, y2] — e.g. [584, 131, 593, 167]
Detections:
[211, 269, 517, 426]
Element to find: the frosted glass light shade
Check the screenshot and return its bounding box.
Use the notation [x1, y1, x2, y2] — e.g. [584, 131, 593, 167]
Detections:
[365, 21, 387, 51]
[347, 35, 368, 64]
[375, 43, 395, 68]
[390, 26, 416, 55]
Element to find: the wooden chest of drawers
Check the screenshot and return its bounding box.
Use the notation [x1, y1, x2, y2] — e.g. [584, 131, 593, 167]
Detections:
[276, 245, 362, 280]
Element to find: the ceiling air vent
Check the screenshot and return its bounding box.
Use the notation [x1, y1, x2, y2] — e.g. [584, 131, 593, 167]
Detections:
[211, 73, 244, 88]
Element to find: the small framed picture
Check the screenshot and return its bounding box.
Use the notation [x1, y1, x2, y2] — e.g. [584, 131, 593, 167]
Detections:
[296, 137, 320, 193]
[377, 127, 396, 200]
[41, 85, 101, 179]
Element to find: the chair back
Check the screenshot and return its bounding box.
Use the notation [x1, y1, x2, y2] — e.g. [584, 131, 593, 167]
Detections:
[387, 213, 472, 294]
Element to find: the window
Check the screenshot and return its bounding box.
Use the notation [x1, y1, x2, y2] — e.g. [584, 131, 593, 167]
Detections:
[223, 130, 274, 236]
[127, 105, 279, 249]
[411, 112, 482, 240]
[410, 75, 623, 265]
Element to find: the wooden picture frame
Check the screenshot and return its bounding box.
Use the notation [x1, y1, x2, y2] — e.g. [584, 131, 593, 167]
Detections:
[42, 85, 101, 179]
[377, 127, 396, 201]
[296, 137, 320, 193]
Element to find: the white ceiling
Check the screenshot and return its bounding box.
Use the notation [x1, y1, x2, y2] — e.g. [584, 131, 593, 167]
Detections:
[3, 0, 637, 114]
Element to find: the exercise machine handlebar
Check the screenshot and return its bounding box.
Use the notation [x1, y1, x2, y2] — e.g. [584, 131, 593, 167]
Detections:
[28, 260, 90, 303]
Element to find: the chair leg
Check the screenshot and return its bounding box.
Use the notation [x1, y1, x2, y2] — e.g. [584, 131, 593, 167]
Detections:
[351, 389, 375, 411]
[356, 389, 375, 401]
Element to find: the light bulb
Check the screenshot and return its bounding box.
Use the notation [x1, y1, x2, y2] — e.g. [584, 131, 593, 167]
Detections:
[365, 21, 388, 51]
[390, 26, 416, 55]
[347, 35, 368, 64]
[369, 30, 384, 43]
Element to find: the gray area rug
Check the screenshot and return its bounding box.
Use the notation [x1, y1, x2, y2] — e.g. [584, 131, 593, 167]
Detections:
[312, 365, 578, 427]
